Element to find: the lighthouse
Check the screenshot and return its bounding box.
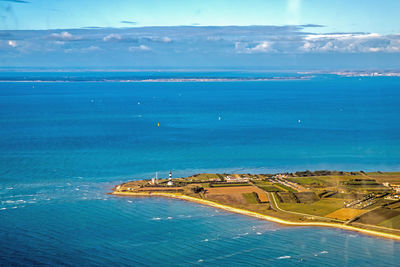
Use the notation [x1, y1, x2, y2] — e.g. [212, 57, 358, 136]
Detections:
[151, 172, 158, 185]
[167, 170, 173, 186]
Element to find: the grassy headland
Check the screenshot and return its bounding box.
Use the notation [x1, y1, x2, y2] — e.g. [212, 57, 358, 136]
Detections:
[112, 171, 400, 241]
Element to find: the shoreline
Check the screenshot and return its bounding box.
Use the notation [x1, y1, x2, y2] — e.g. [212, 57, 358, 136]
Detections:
[0, 77, 309, 83]
[112, 191, 400, 242]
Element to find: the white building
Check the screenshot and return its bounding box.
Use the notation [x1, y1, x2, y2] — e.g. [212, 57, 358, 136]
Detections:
[151, 172, 158, 185]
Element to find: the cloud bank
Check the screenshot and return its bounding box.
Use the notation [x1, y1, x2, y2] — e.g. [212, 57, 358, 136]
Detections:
[0, 25, 399, 68]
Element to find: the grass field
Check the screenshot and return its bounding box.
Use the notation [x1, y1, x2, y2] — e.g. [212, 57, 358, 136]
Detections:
[205, 186, 269, 203]
[242, 192, 260, 204]
[378, 215, 400, 229]
[187, 173, 222, 182]
[277, 192, 296, 203]
[200, 183, 210, 188]
[211, 183, 251, 187]
[294, 192, 318, 203]
[274, 183, 296, 192]
[280, 199, 345, 216]
[325, 208, 367, 220]
[289, 177, 326, 186]
[257, 185, 282, 192]
[354, 208, 400, 225]
[365, 172, 400, 183]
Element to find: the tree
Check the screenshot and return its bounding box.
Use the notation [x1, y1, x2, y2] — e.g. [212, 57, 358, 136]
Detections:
[184, 184, 204, 194]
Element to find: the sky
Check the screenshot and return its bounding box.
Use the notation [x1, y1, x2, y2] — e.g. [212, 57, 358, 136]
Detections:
[0, 0, 400, 69]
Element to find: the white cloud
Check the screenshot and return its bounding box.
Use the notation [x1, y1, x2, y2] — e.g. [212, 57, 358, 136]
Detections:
[141, 36, 172, 43]
[103, 33, 122, 42]
[63, 46, 102, 53]
[49, 32, 81, 41]
[235, 41, 275, 53]
[128, 45, 151, 52]
[81, 45, 102, 52]
[301, 33, 400, 53]
[161, 37, 172, 43]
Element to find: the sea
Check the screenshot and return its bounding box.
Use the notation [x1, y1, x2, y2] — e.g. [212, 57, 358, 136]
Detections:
[0, 71, 399, 266]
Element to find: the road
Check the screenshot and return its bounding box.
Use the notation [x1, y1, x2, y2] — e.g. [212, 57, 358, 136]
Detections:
[266, 192, 344, 223]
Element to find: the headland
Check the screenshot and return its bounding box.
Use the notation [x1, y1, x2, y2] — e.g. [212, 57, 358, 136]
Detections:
[112, 171, 400, 241]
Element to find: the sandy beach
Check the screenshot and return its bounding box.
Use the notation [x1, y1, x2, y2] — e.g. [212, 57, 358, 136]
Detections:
[112, 191, 400, 242]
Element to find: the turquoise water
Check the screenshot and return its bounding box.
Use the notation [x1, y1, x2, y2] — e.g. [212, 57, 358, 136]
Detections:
[1, 72, 400, 266]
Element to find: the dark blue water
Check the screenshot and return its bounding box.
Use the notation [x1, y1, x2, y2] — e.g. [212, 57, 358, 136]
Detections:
[1, 72, 400, 266]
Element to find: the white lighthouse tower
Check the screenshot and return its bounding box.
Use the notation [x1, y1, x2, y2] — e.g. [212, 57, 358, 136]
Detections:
[167, 170, 173, 186]
[151, 172, 158, 185]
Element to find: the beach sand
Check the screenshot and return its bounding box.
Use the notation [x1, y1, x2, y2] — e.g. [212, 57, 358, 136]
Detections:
[112, 191, 400, 242]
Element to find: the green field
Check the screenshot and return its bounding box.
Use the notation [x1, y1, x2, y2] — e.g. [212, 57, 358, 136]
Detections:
[314, 175, 365, 187]
[188, 173, 222, 182]
[379, 215, 400, 229]
[365, 172, 400, 182]
[200, 183, 210, 188]
[210, 183, 251, 187]
[280, 199, 345, 216]
[242, 192, 260, 204]
[289, 177, 326, 186]
[274, 183, 297, 192]
[257, 185, 282, 192]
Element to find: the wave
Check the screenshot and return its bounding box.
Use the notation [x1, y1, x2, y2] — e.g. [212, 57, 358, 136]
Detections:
[277, 256, 291, 259]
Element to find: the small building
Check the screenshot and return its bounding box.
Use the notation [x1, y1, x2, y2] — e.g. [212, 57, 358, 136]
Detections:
[390, 183, 400, 193]
[225, 175, 249, 183]
[272, 174, 288, 179]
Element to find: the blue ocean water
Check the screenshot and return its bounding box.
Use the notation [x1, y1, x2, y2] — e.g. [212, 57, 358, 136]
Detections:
[1, 72, 400, 266]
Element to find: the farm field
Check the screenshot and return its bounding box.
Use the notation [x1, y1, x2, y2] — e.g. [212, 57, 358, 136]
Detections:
[325, 208, 368, 220]
[205, 185, 269, 204]
[279, 199, 345, 216]
[379, 215, 400, 229]
[354, 208, 400, 225]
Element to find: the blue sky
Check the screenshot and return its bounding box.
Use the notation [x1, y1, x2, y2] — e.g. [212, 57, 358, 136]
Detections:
[0, 0, 400, 69]
[1, 0, 400, 34]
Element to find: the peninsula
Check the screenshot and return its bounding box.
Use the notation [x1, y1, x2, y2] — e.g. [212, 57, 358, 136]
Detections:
[112, 170, 400, 241]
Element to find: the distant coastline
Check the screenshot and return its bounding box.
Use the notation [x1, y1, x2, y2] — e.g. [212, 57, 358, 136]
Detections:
[0, 76, 311, 83]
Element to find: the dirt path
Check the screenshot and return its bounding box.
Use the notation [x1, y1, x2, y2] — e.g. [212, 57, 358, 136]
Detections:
[268, 192, 344, 223]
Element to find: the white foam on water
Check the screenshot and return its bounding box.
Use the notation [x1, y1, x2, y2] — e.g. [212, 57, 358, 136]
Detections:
[320, 251, 328, 254]
[152, 217, 161, 221]
[277, 256, 291, 259]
